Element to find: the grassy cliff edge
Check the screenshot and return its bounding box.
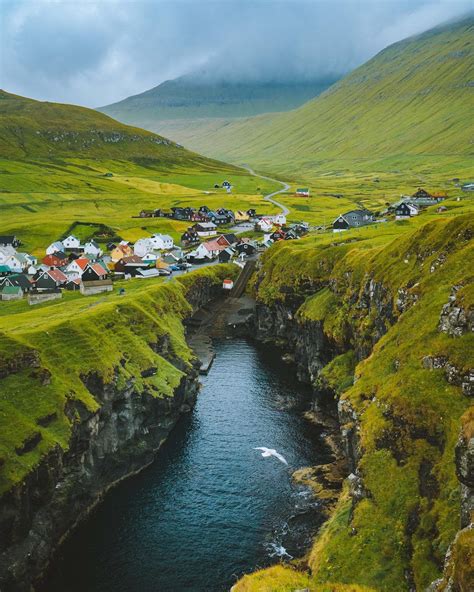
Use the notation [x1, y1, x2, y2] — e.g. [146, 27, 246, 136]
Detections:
[239, 213, 473, 590]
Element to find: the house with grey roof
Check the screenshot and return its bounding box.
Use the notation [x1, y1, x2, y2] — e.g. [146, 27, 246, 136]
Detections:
[333, 210, 375, 232]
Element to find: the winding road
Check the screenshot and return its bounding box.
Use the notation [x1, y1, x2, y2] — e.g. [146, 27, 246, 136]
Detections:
[242, 165, 290, 216]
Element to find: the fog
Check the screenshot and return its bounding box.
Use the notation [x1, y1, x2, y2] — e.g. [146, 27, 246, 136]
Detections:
[0, 0, 471, 107]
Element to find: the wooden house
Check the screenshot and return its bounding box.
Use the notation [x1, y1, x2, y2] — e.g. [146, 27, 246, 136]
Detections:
[0, 235, 20, 248]
[181, 228, 200, 247]
[194, 222, 217, 237]
[235, 241, 257, 256]
[110, 243, 133, 262]
[2, 273, 33, 292]
[333, 210, 375, 232]
[115, 255, 145, 276]
[42, 252, 68, 268]
[34, 268, 68, 291]
[218, 248, 235, 263]
[395, 203, 419, 219]
[234, 211, 250, 222]
[82, 263, 108, 282]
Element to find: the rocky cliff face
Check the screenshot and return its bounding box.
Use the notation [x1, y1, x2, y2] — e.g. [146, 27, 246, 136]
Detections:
[0, 272, 228, 592]
[251, 226, 473, 591]
[0, 366, 198, 591]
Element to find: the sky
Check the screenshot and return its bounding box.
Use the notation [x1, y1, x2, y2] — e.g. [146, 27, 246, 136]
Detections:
[0, 0, 472, 108]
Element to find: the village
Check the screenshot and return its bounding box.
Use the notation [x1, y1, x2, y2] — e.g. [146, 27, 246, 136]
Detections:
[0, 198, 309, 303]
[0, 187, 450, 304]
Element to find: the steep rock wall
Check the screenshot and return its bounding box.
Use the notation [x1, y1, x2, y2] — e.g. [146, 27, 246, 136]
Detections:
[248, 215, 473, 590]
[0, 268, 233, 591]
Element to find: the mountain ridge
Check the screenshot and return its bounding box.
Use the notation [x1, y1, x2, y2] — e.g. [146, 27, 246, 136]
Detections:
[168, 16, 474, 179]
[98, 76, 338, 135]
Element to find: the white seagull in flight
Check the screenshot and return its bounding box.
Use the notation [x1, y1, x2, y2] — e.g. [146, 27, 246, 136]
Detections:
[254, 447, 288, 465]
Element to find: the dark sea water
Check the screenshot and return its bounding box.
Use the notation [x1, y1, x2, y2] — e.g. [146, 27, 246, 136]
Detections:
[42, 338, 331, 592]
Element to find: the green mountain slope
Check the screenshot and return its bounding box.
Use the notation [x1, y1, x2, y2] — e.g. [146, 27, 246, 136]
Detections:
[178, 18, 474, 179]
[0, 91, 279, 256]
[99, 76, 336, 122]
[98, 76, 336, 143]
[0, 89, 225, 169]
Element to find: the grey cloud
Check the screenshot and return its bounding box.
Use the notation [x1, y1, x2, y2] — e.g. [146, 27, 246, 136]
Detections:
[0, 0, 472, 107]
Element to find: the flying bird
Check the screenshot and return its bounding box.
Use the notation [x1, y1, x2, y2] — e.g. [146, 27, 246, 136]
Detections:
[254, 447, 288, 465]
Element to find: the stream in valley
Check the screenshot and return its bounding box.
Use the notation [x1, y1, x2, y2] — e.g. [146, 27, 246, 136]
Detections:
[42, 338, 331, 592]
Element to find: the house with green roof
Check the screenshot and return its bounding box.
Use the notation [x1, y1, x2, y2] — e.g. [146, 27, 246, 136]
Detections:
[1, 285, 23, 301]
[295, 188, 310, 197]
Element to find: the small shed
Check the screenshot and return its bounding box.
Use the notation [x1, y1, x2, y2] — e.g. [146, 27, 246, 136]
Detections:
[80, 279, 113, 295]
[295, 188, 310, 197]
[1, 285, 23, 301]
[222, 279, 234, 291]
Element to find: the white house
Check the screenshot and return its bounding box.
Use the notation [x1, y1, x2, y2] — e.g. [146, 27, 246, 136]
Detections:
[134, 238, 155, 257]
[273, 214, 287, 226]
[150, 234, 174, 250]
[5, 253, 29, 272]
[192, 239, 225, 260]
[64, 258, 89, 280]
[0, 246, 16, 264]
[62, 235, 81, 250]
[142, 252, 159, 265]
[256, 218, 273, 232]
[24, 253, 37, 266]
[83, 240, 102, 257]
[46, 241, 64, 255]
[295, 188, 310, 197]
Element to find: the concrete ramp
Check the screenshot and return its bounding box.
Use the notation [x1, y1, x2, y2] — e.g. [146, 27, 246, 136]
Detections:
[230, 260, 256, 298]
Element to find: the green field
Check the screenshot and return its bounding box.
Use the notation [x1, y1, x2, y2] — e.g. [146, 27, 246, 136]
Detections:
[0, 157, 280, 256]
[0, 89, 283, 255]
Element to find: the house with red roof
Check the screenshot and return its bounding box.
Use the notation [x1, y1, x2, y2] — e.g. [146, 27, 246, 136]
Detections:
[192, 239, 227, 261]
[65, 257, 89, 279]
[42, 252, 68, 268]
[82, 262, 109, 282]
[33, 268, 68, 291]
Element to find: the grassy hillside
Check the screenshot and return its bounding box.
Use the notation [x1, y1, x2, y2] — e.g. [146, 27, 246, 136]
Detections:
[239, 209, 474, 591]
[0, 89, 202, 164]
[0, 91, 281, 254]
[0, 266, 233, 495]
[177, 18, 474, 183]
[99, 76, 336, 152]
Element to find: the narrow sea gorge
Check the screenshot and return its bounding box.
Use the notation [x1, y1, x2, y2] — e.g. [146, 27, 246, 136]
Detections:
[41, 338, 331, 592]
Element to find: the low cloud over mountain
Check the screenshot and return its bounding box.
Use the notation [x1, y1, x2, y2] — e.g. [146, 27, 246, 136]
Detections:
[1, 0, 471, 107]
